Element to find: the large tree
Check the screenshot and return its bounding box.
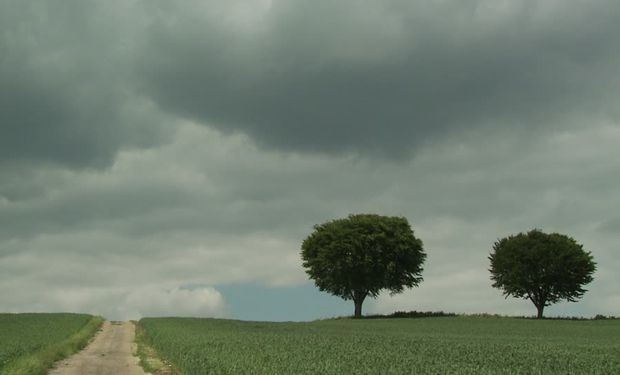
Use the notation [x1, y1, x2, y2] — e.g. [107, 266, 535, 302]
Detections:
[301, 214, 426, 318]
[489, 229, 596, 319]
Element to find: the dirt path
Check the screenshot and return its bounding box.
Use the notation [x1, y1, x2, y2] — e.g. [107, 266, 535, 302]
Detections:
[48, 321, 149, 375]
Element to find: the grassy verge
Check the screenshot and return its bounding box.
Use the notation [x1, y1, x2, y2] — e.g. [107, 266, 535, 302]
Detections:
[1, 315, 103, 375]
[134, 321, 176, 375]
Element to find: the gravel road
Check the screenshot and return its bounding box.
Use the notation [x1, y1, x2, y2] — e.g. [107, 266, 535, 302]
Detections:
[48, 321, 149, 375]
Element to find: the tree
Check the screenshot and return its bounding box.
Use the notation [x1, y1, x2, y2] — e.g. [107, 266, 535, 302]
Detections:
[489, 229, 596, 319]
[301, 214, 426, 318]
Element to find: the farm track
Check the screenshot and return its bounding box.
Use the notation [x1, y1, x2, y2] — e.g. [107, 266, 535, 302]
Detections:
[48, 321, 148, 375]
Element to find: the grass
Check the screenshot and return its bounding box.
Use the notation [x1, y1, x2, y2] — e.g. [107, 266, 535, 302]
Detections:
[134, 320, 176, 375]
[139, 315, 620, 374]
[0, 313, 103, 375]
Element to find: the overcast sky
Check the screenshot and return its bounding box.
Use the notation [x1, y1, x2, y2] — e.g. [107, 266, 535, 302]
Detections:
[1, 0, 619, 321]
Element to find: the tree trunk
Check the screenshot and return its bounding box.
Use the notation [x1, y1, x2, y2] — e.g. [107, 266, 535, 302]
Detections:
[353, 291, 367, 318]
[529, 293, 546, 319]
[354, 298, 363, 318]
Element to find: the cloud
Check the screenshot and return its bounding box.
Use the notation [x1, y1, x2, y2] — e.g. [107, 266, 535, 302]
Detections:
[0, 1, 170, 169]
[123, 286, 227, 319]
[1, 1, 619, 320]
[0, 282, 227, 321]
[1, 121, 619, 318]
[137, 0, 620, 157]
[3, 0, 619, 168]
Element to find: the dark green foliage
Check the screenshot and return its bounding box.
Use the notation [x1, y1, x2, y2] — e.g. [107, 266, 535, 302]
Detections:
[593, 314, 618, 320]
[301, 214, 426, 317]
[489, 229, 596, 319]
[139, 316, 620, 374]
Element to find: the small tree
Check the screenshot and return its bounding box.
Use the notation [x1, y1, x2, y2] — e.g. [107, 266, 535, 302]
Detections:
[489, 229, 596, 319]
[301, 214, 426, 318]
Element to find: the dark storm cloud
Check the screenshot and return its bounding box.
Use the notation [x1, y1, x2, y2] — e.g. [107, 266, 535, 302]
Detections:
[138, 0, 620, 157]
[0, 1, 168, 169]
[3, 0, 619, 166]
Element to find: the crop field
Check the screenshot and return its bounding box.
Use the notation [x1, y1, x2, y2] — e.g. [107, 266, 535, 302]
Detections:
[0, 313, 101, 375]
[139, 316, 620, 374]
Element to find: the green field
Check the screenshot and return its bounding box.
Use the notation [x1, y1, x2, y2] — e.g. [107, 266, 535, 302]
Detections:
[0, 313, 102, 375]
[139, 316, 620, 374]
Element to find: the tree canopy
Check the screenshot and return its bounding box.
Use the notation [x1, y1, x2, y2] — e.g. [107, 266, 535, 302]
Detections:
[489, 229, 596, 319]
[301, 214, 426, 318]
